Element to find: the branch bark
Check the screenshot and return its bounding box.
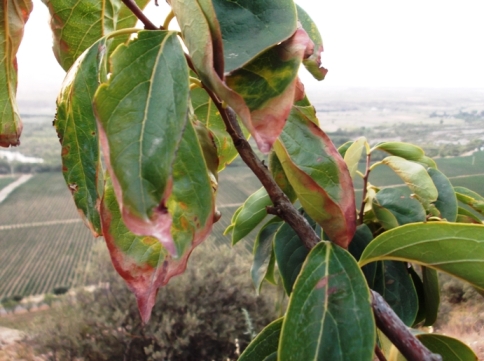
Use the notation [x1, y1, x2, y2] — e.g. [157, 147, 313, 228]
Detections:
[372, 291, 442, 361]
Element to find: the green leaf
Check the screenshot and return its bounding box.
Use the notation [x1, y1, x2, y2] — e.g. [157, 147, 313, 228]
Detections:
[375, 142, 425, 161]
[381, 156, 438, 208]
[429, 168, 458, 222]
[372, 200, 400, 230]
[269, 151, 297, 202]
[456, 207, 482, 224]
[95, 31, 190, 255]
[239, 318, 283, 361]
[274, 212, 315, 295]
[348, 224, 378, 283]
[251, 218, 283, 293]
[274, 107, 356, 248]
[212, 0, 297, 72]
[296, 4, 328, 80]
[344, 137, 366, 178]
[54, 37, 110, 236]
[390, 333, 478, 361]
[42, 0, 149, 71]
[228, 187, 272, 245]
[408, 266, 426, 326]
[416, 155, 438, 169]
[338, 141, 353, 157]
[0, 0, 33, 147]
[422, 266, 440, 326]
[279, 242, 375, 361]
[455, 186, 484, 215]
[359, 222, 484, 293]
[191, 86, 238, 171]
[374, 188, 426, 225]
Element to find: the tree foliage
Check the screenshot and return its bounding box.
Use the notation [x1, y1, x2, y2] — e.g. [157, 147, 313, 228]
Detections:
[1, 0, 483, 359]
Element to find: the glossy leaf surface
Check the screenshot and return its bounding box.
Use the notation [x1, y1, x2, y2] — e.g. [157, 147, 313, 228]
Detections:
[95, 31, 189, 255]
[429, 168, 458, 222]
[360, 222, 484, 292]
[228, 187, 272, 245]
[251, 218, 282, 293]
[374, 188, 426, 226]
[296, 4, 327, 80]
[422, 266, 440, 326]
[274, 107, 356, 248]
[239, 318, 283, 361]
[372, 200, 399, 230]
[279, 242, 375, 361]
[0, 0, 32, 147]
[381, 156, 438, 208]
[42, 0, 149, 71]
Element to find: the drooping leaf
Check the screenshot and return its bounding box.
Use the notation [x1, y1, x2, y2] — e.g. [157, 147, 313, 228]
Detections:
[0, 0, 33, 147]
[95, 30, 189, 256]
[359, 222, 484, 293]
[54, 37, 110, 236]
[239, 318, 283, 361]
[408, 266, 426, 326]
[416, 155, 438, 169]
[381, 156, 438, 208]
[296, 4, 328, 80]
[344, 137, 366, 178]
[191, 86, 238, 170]
[274, 107, 356, 248]
[226, 187, 272, 245]
[374, 188, 426, 226]
[225, 28, 312, 152]
[269, 151, 297, 202]
[211, 0, 297, 72]
[42, 0, 149, 71]
[389, 333, 478, 361]
[279, 242, 375, 361]
[251, 217, 282, 293]
[274, 211, 315, 295]
[422, 266, 440, 326]
[456, 207, 482, 224]
[429, 168, 458, 222]
[454, 186, 484, 215]
[375, 142, 425, 161]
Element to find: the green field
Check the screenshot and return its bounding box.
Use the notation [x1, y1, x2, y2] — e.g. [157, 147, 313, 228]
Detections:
[0, 176, 18, 190]
[0, 152, 482, 299]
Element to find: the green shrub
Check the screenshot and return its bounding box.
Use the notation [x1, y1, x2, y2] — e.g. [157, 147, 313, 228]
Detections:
[30, 240, 278, 361]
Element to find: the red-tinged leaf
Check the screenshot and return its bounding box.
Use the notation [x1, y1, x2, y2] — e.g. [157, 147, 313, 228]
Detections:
[225, 27, 312, 152]
[269, 151, 297, 203]
[296, 4, 328, 81]
[54, 38, 109, 236]
[0, 0, 33, 147]
[274, 107, 357, 248]
[95, 31, 189, 256]
[42, 0, 149, 71]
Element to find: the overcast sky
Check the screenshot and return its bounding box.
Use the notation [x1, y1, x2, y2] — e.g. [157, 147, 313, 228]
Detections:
[16, 0, 484, 106]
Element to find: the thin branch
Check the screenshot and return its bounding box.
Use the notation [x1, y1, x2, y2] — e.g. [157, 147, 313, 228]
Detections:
[358, 152, 372, 225]
[121, 0, 160, 30]
[374, 344, 387, 361]
[372, 291, 442, 361]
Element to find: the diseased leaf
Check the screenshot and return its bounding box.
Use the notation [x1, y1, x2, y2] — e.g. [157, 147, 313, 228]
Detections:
[374, 188, 426, 226]
[375, 142, 425, 161]
[381, 156, 438, 208]
[296, 4, 327, 80]
[455, 186, 484, 215]
[274, 212, 315, 295]
[54, 37, 110, 236]
[42, 0, 149, 71]
[95, 31, 189, 256]
[227, 187, 272, 245]
[390, 333, 478, 361]
[274, 106, 356, 248]
[429, 168, 458, 222]
[239, 318, 283, 361]
[0, 0, 33, 147]
[251, 217, 282, 293]
[359, 222, 484, 293]
[344, 137, 366, 178]
[422, 266, 440, 326]
[279, 242, 375, 361]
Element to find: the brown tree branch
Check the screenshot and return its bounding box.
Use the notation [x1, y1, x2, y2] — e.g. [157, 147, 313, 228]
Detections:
[374, 344, 387, 361]
[358, 152, 371, 225]
[372, 291, 442, 361]
[121, 0, 160, 30]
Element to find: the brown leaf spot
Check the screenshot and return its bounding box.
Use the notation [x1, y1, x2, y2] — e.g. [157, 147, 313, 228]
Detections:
[68, 183, 78, 194]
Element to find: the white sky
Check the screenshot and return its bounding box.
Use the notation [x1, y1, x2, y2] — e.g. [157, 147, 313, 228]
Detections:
[16, 0, 484, 106]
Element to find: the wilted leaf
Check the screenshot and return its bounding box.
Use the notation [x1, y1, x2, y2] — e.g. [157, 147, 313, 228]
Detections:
[429, 168, 457, 222]
[95, 31, 189, 255]
[381, 156, 438, 208]
[279, 242, 375, 361]
[359, 222, 484, 293]
[296, 4, 327, 80]
[274, 107, 356, 248]
[0, 0, 33, 147]
[55, 37, 110, 236]
[42, 0, 149, 71]
[239, 318, 283, 361]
